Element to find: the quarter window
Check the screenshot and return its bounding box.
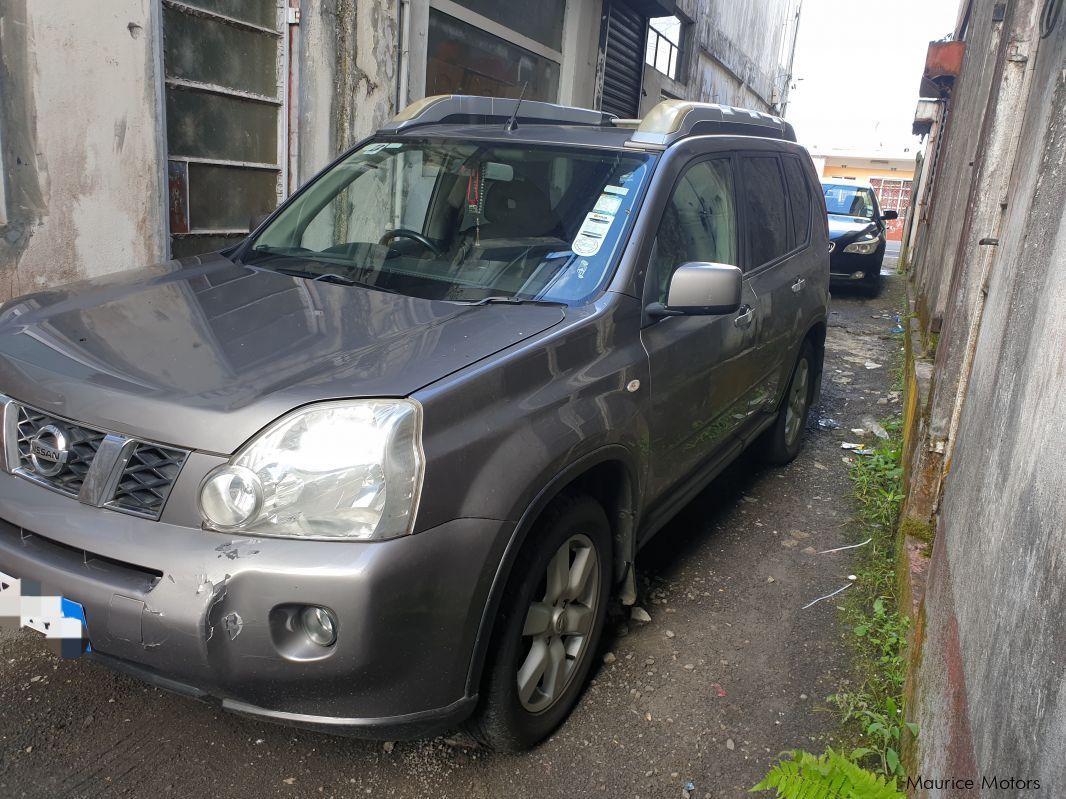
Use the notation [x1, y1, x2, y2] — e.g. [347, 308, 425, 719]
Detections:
[781, 156, 812, 249]
[739, 155, 789, 269]
[650, 159, 737, 303]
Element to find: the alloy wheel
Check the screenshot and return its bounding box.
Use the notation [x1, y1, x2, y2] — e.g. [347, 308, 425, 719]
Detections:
[784, 357, 810, 447]
[517, 533, 600, 713]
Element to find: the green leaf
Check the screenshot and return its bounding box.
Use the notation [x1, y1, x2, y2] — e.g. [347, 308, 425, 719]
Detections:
[905, 722, 920, 736]
[886, 748, 900, 773]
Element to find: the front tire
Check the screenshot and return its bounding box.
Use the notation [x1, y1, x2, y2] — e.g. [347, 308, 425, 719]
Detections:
[465, 495, 612, 751]
[760, 339, 816, 465]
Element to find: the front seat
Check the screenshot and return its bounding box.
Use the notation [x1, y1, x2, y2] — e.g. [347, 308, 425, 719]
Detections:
[481, 180, 560, 240]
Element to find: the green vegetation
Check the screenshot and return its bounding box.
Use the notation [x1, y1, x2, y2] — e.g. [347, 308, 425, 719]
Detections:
[900, 517, 933, 544]
[754, 419, 914, 795]
[829, 421, 914, 781]
[752, 749, 905, 799]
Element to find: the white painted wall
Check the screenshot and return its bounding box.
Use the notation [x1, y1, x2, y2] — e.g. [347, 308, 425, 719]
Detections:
[0, 0, 166, 302]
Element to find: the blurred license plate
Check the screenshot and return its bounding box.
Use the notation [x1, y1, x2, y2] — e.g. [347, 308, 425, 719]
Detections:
[0, 568, 91, 658]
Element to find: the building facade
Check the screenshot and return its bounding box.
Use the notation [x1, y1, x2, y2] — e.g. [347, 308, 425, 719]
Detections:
[0, 0, 801, 299]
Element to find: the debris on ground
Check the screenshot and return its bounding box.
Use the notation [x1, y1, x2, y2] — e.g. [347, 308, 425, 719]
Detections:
[710, 683, 727, 697]
[603, 652, 617, 664]
[840, 442, 862, 450]
[864, 419, 889, 439]
[817, 417, 840, 430]
[864, 361, 882, 369]
[630, 606, 652, 624]
[801, 583, 853, 610]
[818, 537, 873, 554]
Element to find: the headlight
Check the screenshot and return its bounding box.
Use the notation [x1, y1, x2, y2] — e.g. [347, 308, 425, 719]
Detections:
[843, 235, 880, 255]
[199, 400, 424, 540]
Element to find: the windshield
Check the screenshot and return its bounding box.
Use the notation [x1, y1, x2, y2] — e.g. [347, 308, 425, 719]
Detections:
[822, 183, 877, 219]
[247, 139, 654, 305]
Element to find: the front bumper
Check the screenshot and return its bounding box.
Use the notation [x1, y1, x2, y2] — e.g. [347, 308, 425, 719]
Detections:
[0, 472, 512, 737]
[828, 245, 883, 282]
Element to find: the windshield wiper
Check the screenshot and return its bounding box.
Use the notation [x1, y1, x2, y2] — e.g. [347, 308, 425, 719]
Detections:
[267, 265, 400, 293]
[462, 296, 567, 307]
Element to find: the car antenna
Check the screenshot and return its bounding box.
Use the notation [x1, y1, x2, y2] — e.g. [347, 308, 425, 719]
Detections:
[505, 83, 528, 132]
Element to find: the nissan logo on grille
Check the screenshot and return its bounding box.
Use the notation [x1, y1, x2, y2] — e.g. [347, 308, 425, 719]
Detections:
[29, 424, 71, 477]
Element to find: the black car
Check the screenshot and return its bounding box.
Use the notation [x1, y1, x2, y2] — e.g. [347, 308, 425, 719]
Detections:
[821, 180, 897, 295]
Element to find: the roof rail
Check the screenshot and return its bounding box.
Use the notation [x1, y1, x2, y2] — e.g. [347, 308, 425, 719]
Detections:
[381, 95, 616, 133]
[624, 100, 797, 148]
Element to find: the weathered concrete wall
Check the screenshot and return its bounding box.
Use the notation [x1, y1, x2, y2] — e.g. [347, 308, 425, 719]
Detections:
[293, 0, 399, 186]
[907, 1, 1066, 794]
[0, 0, 166, 303]
[647, 0, 799, 113]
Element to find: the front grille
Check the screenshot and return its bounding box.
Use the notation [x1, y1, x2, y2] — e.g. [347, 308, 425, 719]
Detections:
[108, 443, 188, 518]
[3, 398, 189, 521]
[15, 406, 106, 498]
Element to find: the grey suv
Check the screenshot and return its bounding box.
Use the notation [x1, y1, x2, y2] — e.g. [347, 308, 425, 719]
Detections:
[0, 96, 828, 750]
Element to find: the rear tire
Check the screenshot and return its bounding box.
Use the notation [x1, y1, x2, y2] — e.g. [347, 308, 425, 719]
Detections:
[759, 339, 816, 465]
[465, 495, 612, 751]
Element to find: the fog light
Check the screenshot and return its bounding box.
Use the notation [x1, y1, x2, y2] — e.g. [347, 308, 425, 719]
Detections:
[300, 606, 337, 647]
[851, 270, 865, 280]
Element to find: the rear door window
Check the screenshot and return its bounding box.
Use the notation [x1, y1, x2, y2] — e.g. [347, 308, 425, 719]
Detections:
[739, 155, 789, 269]
[781, 156, 812, 250]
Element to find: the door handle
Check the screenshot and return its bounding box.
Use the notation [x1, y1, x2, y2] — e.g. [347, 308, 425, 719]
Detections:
[791, 277, 806, 293]
[734, 304, 754, 328]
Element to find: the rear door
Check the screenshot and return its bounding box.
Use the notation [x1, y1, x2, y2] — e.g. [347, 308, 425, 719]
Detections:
[739, 152, 811, 420]
[640, 156, 759, 506]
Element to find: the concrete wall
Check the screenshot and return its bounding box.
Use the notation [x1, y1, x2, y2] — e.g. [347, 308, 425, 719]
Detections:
[0, 0, 167, 303]
[292, 0, 400, 186]
[645, 0, 800, 114]
[903, 0, 1066, 793]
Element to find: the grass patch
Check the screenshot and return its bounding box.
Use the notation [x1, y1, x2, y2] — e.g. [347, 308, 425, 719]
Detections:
[827, 419, 914, 780]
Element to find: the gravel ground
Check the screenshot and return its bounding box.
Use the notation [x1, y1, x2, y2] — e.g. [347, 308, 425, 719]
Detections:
[0, 259, 905, 799]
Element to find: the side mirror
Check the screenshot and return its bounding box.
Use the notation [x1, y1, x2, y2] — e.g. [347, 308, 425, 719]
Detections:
[881, 209, 898, 221]
[648, 262, 743, 318]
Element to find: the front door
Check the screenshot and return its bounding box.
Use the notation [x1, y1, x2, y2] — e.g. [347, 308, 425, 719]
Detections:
[640, 157, 759, 507]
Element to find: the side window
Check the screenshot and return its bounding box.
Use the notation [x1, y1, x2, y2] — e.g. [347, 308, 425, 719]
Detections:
[782, 156, 812, 249]
[740, 155, 789, 269]
[650, 159, 737, 303]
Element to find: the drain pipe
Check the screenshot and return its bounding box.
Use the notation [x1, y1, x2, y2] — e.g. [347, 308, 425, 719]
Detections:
[396, 0, 411, 111]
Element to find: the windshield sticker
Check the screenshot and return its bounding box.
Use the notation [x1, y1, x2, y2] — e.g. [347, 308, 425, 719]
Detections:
[573, 191, 626, 256]
[603, 185, 629, 196]
[573, 212, 615, 257]
[593, 194, 623, 216]
[362, 142, 391, 154]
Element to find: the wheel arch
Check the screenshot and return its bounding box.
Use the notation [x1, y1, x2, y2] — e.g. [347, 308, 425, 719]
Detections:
[463, 446, 640, 698]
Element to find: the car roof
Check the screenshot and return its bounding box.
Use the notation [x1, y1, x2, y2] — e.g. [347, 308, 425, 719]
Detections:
[379, 95, 798, 151]
[381, 123, 639, 151]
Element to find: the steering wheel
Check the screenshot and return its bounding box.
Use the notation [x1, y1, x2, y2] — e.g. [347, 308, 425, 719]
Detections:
[379, 229, 443, 257]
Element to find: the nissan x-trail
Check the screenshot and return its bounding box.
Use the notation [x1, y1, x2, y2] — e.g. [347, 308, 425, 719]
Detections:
[0, 96, 828, 750]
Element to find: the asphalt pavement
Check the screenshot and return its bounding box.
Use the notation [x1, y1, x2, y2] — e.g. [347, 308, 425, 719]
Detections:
[0, 259, 905, 799]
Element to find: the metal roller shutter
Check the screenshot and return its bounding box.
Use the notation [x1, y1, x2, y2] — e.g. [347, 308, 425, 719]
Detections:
[599, 0, 648, 119]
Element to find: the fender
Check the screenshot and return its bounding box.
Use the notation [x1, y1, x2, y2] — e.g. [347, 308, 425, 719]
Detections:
[463, 444, 641, 697]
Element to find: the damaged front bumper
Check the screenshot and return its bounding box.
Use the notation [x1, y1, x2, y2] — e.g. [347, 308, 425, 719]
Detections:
[0, 470, 510, 738]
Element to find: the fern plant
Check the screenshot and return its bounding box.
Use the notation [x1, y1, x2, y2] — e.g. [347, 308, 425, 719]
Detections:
[752, 749, 905, 799]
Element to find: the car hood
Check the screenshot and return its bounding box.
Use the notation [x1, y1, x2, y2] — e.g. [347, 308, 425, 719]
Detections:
[828, 214, 878, 241]
[0, 255, 565, 454]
